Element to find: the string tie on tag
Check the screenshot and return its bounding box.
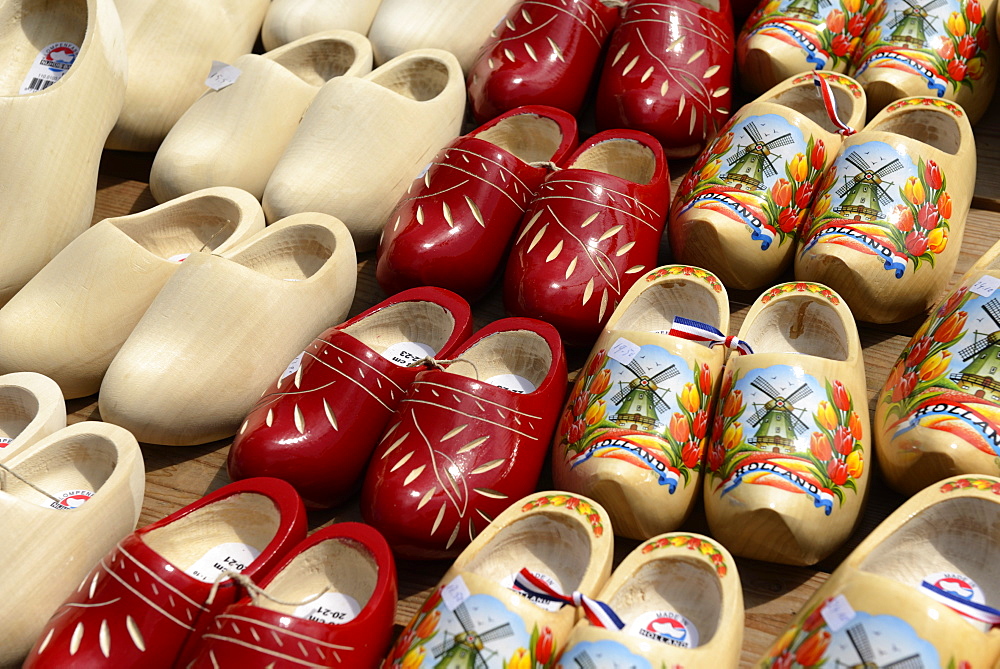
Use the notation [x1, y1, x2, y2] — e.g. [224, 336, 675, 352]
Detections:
[206, 570, 333, 608]
[512, 568, 625, 630]
[411, 356, 481, 379]
[528, 160, 560, 171]
[667, 316, 754, 355]
[812, 71, 856, 136]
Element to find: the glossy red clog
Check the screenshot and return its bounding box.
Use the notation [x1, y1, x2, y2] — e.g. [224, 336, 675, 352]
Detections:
[24, 478, 307, 669]
[466, 0, 621, 122]
[376, 107, 578, 301]
[503, 129, 670, 347]
[228, 287, 473, 509]
[595, 0, 734, 158]
[361, 317, 567, 560]
[188, 523, 397, 668]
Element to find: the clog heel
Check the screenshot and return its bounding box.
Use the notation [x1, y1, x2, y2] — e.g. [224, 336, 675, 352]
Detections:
[0, 372, 65, 459]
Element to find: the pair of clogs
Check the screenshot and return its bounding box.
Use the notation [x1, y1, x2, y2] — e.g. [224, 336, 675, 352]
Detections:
[24, 479, 398, 668]
[229, 287, 568, 560]
[738, 0, 999, 123]
[385, 490, 744, 667]
[670, 71, 976, 324]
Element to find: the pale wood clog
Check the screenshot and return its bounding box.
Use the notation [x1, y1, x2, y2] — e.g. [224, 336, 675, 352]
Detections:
[0, 421, 144, 666]
[558, 533, 743, 666]
[552, 265, 731, 540]
[262, 0, 384, 51]
[876, 237, 1000, 495]
[796, 96, 976, 323]
[704, 281, 869, 566]
[0, 187, 265, 399]
[106, 0, 270, 152]
[99, 213, 357, 446]
[262, 48, 465, 252]
[670, 71, 867, 291]
[150, 31, 374, 202]
[0, 0, 126, 307]
[0, 373, 65, 459]
[755, 475, 1000, 667]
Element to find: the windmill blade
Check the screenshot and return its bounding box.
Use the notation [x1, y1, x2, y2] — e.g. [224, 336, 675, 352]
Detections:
[958, 338, 990, 361]
[652, 392, 669, 413]
[575, 652, 598, 669]
[433, 637, 455, 658]
[762, 155, 779, 178]
[650, 364, 680, 384]
[845, 151, 873, 173]
[727, 148, 750, 166]
[751, 377, 783, 400]
[900, 0, 923, 9]
[611, 386, 630, 404]
[748, 406, 770, 426]
[785, 383, 813, 405]
[624, 359, 648, 379]
[885, 655, 926, 669]
[475, 656, 489, 669]
[874, 158, 903, 178]
[744, 121, 763, 143]
[763, 133, 795, 150]
[453, 602, 474, 633]
[921, 0, 947, 11]
[875, 182, 895, 206]
[790, 412, 811, 436]
[478, 622, 514, 643]
[923, 20, 938, 34]
[888, 12, 907, 27]
[983, 297, 1000, 328]
[847, 624, 875, 664]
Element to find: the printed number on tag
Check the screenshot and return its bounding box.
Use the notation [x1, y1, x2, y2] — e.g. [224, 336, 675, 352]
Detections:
[970, 275, 1000, 297]
[205, 61, 242, 90]
[608, 337, 640, 366]
[441, 575, 471, 611]
[821, 594, 856, 632]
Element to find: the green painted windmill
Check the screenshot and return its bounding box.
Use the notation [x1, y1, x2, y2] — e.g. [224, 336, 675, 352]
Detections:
[834, 622, 926, 668]
[787, 0, 823, 19]
[888, 0, 946, 48]
[431, 602, 513, 669]
[949, 297, 1000, 402]
[610, 358, 679, 430]
[747, 378, 813, 453]
[724, 122, 795, 192]
[834, 151, 903, 221]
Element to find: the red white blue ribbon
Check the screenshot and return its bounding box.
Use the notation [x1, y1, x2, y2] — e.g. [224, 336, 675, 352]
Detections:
[812, 72, 856, 136]
[513, 569, 625, 630]
[921, 580, 1000, 627]
[667, 316, 754, 356]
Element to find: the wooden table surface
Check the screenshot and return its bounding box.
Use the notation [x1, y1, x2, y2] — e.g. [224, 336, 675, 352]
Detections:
[76, 88, 1000, 666]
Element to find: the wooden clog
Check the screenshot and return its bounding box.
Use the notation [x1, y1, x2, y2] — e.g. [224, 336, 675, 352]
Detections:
[361, 318, 567, 560]
[228, 287, 473, 509]
[98, 213, 357, 446]
[852, 0, 999, 123]
[383, 490, 613, 667]
[188, 522, 397, 669]
[669, 72, 866, 291]
[552, 265, 732, 540]
[0, 372, 65, 459]
[368, 0, 521, 72]
[595, 0, 735, 158]
[262, 49, 466, 252]
[875, 238, 1000, 495]
[466, 0, 621, 122]
[704, 281, 870, 566]
[262, 0, 384, 51]
[558, 533, 743, 666]
[504, 129, 671, 347]
[150, 31, 374, 202]
[0, 187, 265, 399]
[376, 106, 578, 301]
[755, 475, 1000, 667]
[796, 96, 976, 323]
[0, 421, 145, 666]
[0, 0, 125, 307]
[737, 0, 879, 93]
[106, 0, 270, 151]
[23, 478, 307, 669]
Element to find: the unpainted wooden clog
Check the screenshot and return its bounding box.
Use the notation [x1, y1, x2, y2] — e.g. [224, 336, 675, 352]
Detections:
[262, 0, 384, 51]
[0, 372, 65, 460]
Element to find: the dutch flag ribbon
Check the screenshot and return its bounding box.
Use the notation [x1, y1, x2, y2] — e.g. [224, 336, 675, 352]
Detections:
[667, 316, 754, 356]
[813, 71, 857, 136]
[920, 580, 1000, 627]
[512, 569, 625, 630]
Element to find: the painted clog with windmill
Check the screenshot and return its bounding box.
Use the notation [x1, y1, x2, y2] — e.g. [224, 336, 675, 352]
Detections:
[875, 237, 1000, 496]
[704, 281, 869, 566]
[755, 474, 1000, 667]
[669, 71, 865, 291]
[795, 96, 975, 323]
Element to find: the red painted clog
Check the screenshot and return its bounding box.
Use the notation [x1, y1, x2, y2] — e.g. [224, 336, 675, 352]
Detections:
[188, 523, 397, 669]
[595, 0, 735, 158]
[504, 129, 670, 347]
[24, 478, 307, 669]
[466, 0, 622, 122]
[376, 107, 578, 302]
[228, 287, 473, 509]
[361, 317, 567, 560]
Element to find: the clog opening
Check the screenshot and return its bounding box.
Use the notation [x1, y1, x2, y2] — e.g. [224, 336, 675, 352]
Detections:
[463, 514, 593, 594]
[858, 496, 1000, 613]
[373, 56, 450, 102]
[872, 110, 962, 155]
[274, 38, 363, 86]
[344, 300, 455, 358]
[449, 330, 552, 388]
[0, 0, 87, 96]
[230, 223, 338, 281]
[772, 86, 857, 136]
[570, 139, 657, 184]
[614, 278, 722, 332]
[143, 492, 282, 573]
[608, 556, 723, 646]
[0, 431, 116, 507]
[256, 537, 378, 618]
[742, 296, 849, 360]
[477, 114, 565, 164]
[115, 195, 243, 259]
[0, 385, 39, 442]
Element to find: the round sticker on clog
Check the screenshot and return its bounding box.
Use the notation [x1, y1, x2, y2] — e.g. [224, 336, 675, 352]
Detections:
[502, 570, 562, 612]
[19, 42, 78, 94]
[167, 253, 190, 263]
[293, 592, 362, 625]
[485, 374, 536, 393]
[628, 610, 699, 648]
[923, 571, 985, 605]
[49, 489, 94, 510]
[0, 437, 10, 449]
[382, 341, 435, 367]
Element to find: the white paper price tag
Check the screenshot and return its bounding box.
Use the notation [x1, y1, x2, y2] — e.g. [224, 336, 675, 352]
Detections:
[205, 61, 241, 90]
[821, 594, 856, 633]
[970, 275, 1000, 297]
[441, 575, 471, 611]
[608, 337, 640, 366]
